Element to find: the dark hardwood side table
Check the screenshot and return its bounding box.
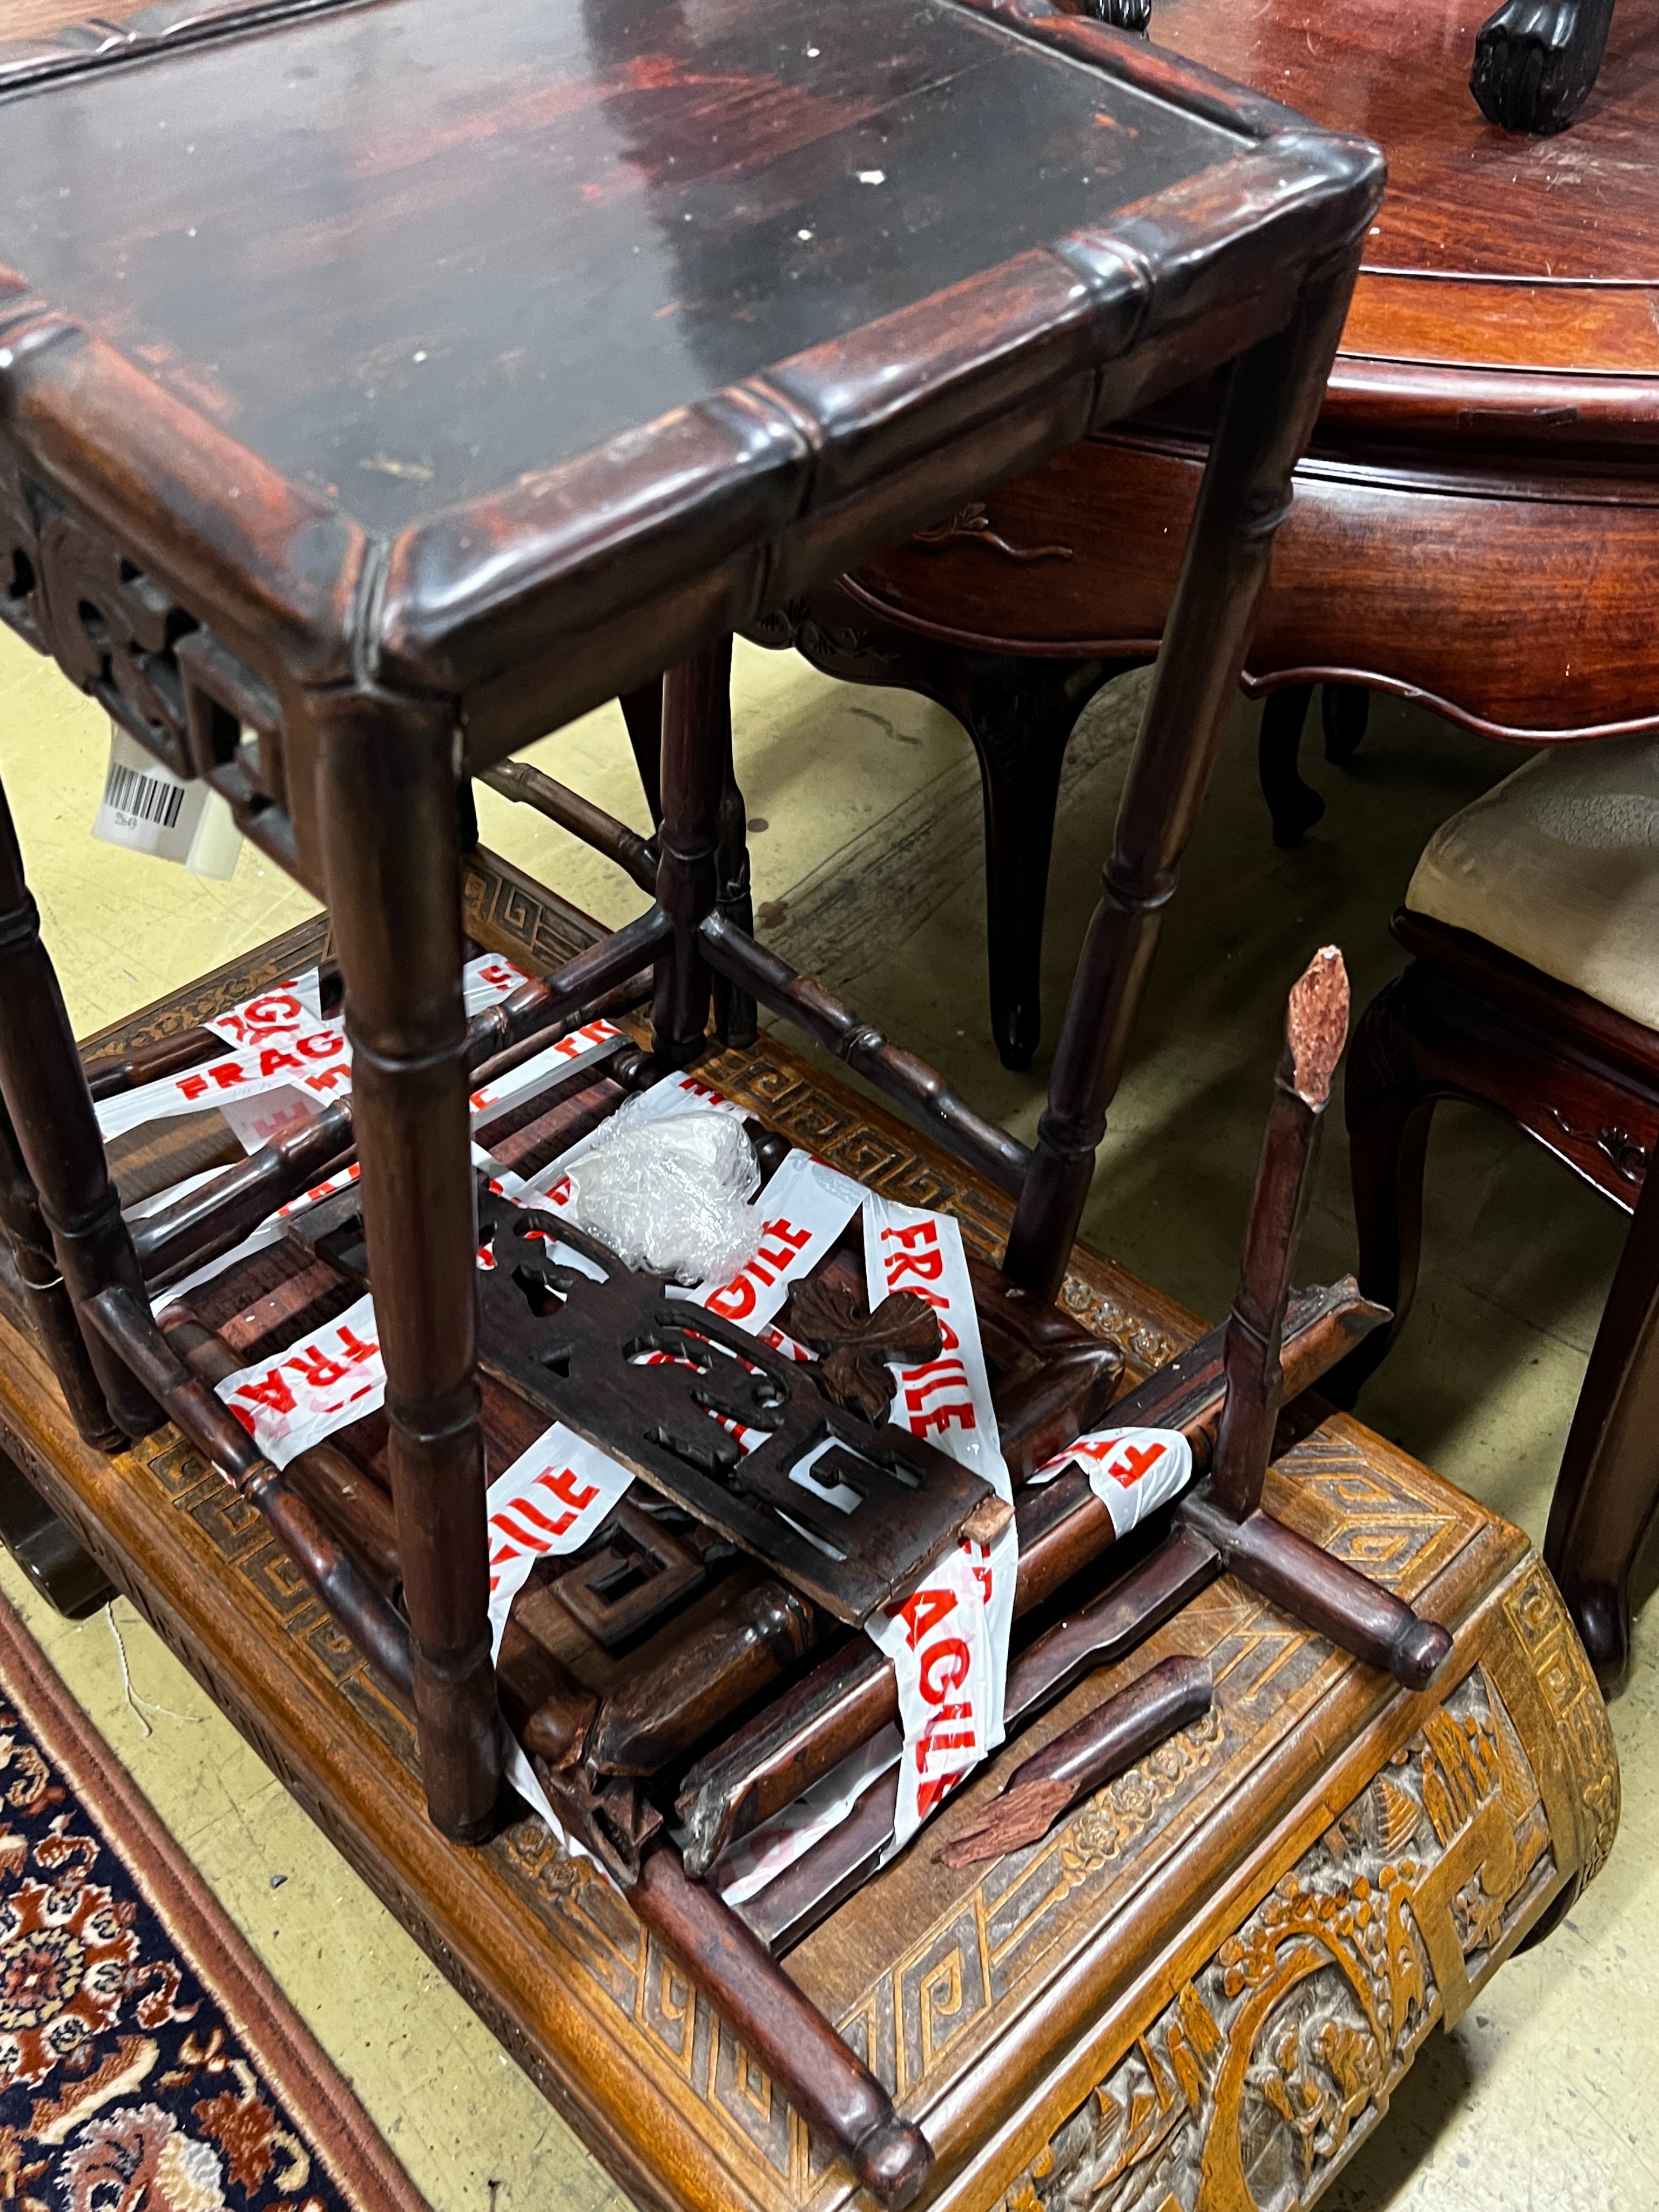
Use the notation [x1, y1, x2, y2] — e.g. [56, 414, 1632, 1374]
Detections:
[0, 0, 1381, 2196]
[802, 0, 1659, 1065]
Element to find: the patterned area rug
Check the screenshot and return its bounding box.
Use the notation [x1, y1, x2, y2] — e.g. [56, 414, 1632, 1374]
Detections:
[0, 1586, 428, 2212]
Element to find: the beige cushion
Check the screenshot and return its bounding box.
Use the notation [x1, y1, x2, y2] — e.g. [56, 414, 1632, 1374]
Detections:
[1406, 733, 1659, 1031]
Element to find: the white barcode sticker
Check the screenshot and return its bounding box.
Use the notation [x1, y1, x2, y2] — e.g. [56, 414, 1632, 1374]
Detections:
[92, 726, 243, 879]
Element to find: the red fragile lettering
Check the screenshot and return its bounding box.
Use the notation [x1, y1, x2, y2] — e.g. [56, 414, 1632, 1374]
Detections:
[918, 1637, 970, 1702]
[901, 1359, 971, 1404]
[302, 1065, 351, 1096]
[294, 1029, 343, 1062]
[536, 1463, 601, 1515]
[254, 1046, 301, 1077]
[914, 1771, 969, 1820]
[337, 1326, 379, 1364]
[677, 1076, 728, 1105]
[205, 1061, 248, 1091]
[916, 1708, 976, 1763]
[233, 1369, 296, 1418]
[704, 1273, 757, 1321]
[490, 1495, 577, 1546]
[906, 1397, 976, 1439]
[891, 1582, 957, 1649]
[885, 1244, 945, 1287]
[1091, 1439, 1166, 1490]
[703, 1217, 812, 1318]
[286, 1345, 356, 1390]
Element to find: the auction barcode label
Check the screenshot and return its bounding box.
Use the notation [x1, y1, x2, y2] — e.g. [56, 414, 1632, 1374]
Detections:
[103, 760, 187, 831]
[92, 726, 211, 865]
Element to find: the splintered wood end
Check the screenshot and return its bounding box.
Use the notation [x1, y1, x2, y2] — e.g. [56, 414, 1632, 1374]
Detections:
[1285, 946, 1348, 1108]
[961, 1495, 1014, 1547]
[935, 1778, 1073, 1867]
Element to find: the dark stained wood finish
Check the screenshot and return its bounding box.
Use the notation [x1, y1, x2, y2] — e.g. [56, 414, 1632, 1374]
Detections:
[0, 6, 1393, 2182]
[1209, 948, 1348, 1519]
[1334, 907, 1659, 1693]
[805, 0, 1659, 1051]
[0, 899, 1615, 2212]
[937, 1650, 1213, 1865]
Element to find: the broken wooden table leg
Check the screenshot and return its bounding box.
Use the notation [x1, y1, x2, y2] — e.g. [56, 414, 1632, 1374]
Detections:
[1177, 948, 1454, 1687]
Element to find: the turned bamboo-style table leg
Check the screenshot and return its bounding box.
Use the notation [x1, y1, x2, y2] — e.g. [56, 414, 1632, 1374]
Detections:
[0, 777, 159, 1440]
[653, 638, 733, 1065]
[1004, 265, 1360, 1303]
[316, 694, 501, 1842]
[0, 1093, 125, 1449]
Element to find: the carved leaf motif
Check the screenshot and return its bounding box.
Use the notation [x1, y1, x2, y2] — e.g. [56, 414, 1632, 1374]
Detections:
[785, 1276, 942, 1422]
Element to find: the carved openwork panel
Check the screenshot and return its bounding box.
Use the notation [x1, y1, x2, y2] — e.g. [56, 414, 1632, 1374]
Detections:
[994, 1663, 1559, 2212]
[0, 457, 290, 842]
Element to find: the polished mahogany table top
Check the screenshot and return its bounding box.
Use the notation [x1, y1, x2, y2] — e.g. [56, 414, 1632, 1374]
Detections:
[0, 0, 1379, 782]
[1158, 0, 1659, 435]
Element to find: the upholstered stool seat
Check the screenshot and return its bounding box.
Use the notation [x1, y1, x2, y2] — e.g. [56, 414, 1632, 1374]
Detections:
[1406, 734, 1659, 1032]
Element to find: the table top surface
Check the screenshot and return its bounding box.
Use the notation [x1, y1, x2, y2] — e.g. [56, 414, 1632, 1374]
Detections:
[3, 0, 1250, 536]
[1155, 0, 1659, 391]
[0, 0, 1377, 708]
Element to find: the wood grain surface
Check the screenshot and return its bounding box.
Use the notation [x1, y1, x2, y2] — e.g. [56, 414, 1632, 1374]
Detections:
[0, 856, 1617, 2212]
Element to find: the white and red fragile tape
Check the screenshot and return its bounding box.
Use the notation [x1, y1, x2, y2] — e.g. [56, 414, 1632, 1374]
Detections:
[484, 1424, 635, 1662]
[468, 1016, 623, 1132]
[862, 1195, 1016, 1856]
[1028, 1424, 1193, 1534]
[213, 1290, 385, 1467]
[99, 955, 532, 1149]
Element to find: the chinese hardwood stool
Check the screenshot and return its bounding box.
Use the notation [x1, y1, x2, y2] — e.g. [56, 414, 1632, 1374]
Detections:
[0, 1, 1600, 2206]
[1333, 733, 1659, 1696]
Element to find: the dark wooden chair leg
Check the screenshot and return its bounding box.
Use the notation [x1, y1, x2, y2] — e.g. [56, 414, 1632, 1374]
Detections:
[0, 1449, 114, 1617]
[1322, 682, 1370, 765]
[316, 693, 502, 1843]
[1323, 970, 1441, 1411]
[1545, 1156, 1659, 1694]
[1258, 683, 1320, 847]
[962, 656, 1114, 1072]
[0, 778, 160, 1440]
[619, 678, 665, 830]
[1006, 264, 1360, 1302]
[653, 640, 732, 1067]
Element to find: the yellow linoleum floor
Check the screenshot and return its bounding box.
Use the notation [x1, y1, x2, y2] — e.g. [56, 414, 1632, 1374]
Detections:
[0, 623, 1653, 2211]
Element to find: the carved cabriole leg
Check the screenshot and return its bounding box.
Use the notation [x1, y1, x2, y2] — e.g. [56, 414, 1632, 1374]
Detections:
[1323, 680, 1370, 765]
[1006, 265, 1361, 1303]
[652, 639, 731, 1067]
[1257, 682, 1320, 847]
[0, 779, 159, 1439]
[618, 677, 664, 830]
[964, 655, 1116, 1071]
[0, 1095, 125, 1449]
[1546, 1155, 1659, 1694]
[314, 691, 501, 1842]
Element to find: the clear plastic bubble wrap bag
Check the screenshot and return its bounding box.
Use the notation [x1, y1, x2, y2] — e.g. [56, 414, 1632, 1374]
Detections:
[562, 1089, 761, 1284]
